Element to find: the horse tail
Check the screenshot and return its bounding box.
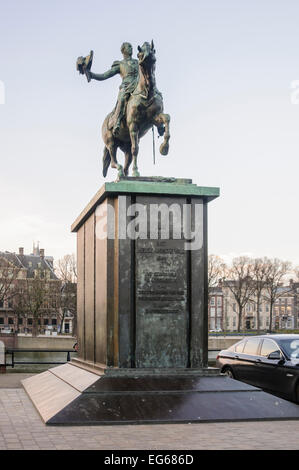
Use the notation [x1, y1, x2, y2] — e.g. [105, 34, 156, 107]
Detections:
[102, 146, 111, 177]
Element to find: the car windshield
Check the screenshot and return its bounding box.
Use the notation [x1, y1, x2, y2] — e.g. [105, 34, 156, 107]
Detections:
[278, 338, 299, 359]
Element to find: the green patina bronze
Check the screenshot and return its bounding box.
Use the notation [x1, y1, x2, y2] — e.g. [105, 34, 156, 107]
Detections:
[71, 178, 220, 233]
[77, 41, 170, 178]
[105, 178, 220, 199]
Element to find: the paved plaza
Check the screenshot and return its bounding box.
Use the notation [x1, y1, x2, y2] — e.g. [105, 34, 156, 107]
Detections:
[0, 374, 298, 450]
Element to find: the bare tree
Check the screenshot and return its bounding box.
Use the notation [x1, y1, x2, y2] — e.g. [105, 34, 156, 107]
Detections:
[0, 255, 21, 307]
[223, 257, 256, 332]
[13, 266, 61, 337]
[14, 277, 48, 336]
[251, 258, 272, 332]
[208, 255, 226, 299]
[263, 258, 292, 332]
[57, 283, 77, 335]
[55, 254, 77, 335]
[55, 254, 77, 284]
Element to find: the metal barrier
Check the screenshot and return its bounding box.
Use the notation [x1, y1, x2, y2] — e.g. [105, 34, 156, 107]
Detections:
[5, 349, 75, 368]
[4, 348, 220, 368]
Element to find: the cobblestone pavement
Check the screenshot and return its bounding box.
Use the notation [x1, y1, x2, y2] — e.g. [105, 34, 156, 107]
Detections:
[0, 388, 299, 450]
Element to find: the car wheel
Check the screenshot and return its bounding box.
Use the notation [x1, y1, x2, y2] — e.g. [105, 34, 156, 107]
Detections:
[223, 367, 235, 379]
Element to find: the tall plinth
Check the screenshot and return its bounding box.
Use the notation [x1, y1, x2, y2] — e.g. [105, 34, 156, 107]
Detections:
[71, 177, 219, 374]
[22, 177, 299, 425]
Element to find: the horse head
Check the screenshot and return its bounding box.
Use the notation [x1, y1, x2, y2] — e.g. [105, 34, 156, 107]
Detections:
[137, 40, 156, 70]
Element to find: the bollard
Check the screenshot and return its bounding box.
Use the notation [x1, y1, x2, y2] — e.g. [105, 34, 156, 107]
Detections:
[0, 341, 6, 373]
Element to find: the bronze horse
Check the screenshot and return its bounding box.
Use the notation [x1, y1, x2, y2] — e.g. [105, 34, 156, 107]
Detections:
[102, 41, 170, 178]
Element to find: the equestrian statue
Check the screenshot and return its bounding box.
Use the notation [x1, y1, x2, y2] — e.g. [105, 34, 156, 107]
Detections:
[76, 41, 170, 178]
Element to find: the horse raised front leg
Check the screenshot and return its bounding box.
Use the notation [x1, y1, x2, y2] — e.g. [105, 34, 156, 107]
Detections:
[129, 125, 140, 177]
[154, 113, 171, 156]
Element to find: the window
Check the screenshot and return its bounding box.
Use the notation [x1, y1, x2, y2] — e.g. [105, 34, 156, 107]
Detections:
[28, 318, 33, 325]
[235, 341, 245, 353]
[243, 338, 261, 356]
[44, 318, 49, 325]
[0, 301, 3, 309]
[8, 318, 14, 325]
[18, 318, 23, 325]
[260, 339, 280, 357]
[210, 297, 215, 306]
[279, 339, 299, 359]
[52, 318, 57, 325]
[210, 307, 215, 317]
[217, 297, 222, 306]
[0, 318, 4, 324]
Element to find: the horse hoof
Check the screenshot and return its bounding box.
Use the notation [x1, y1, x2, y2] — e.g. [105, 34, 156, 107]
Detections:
[133, 169, 140, 177]
[117, 164, 124, 178]
[160, 143, 169, 156]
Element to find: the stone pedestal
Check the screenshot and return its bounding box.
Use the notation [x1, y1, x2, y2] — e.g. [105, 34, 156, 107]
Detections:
[71, 177, 219, 374]
[23, 177, 299, 425]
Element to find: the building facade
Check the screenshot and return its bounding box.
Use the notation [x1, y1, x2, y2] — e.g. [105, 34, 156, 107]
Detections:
[209, 281, 299, 332]
[208, 287, 224, 331]
[0, 245, 75, 335]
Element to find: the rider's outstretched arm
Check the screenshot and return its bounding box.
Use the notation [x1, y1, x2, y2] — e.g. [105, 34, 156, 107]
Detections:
[89, 61, 120, 81]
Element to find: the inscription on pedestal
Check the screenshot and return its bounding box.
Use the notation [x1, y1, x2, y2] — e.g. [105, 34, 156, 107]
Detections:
[135, 236, 189, 368]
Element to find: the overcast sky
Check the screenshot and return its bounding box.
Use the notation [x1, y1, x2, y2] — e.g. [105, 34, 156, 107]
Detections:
[0, 0, 298, 266]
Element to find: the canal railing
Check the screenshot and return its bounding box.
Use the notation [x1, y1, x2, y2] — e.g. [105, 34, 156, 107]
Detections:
[1, 348, 221, 369]
[5, 348, 75, 368]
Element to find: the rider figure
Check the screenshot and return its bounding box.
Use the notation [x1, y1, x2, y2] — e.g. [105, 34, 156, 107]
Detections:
[85, 42, 138, 136]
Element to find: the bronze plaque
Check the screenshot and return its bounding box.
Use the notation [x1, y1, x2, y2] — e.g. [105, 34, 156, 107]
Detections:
[134, 196, 189, 368]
